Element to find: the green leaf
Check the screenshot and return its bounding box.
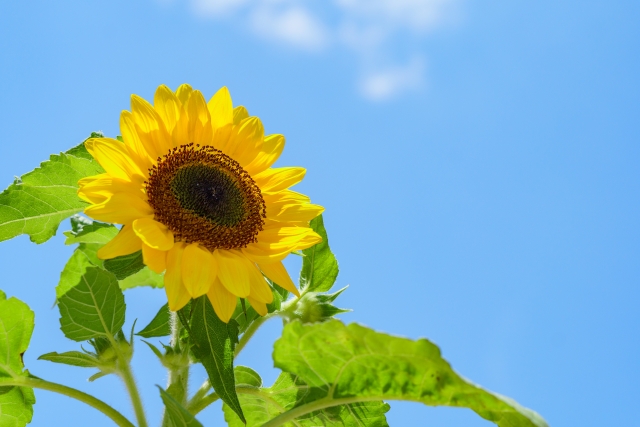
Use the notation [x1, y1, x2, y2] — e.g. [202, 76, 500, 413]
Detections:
[223, 372, 389, 427]
[104, 251, 145, 280]
[188, 296, 244, 423]
[137, 303, 171, 338]
[118, 267, 164, 290]
[273, 320, 548, 427]
[158, 386, 203, 427]
[38, 351, 100, 368]
[0, 291, 36, 426]
[234, 366, 262, 387]
[63, 217, 118, 245]
[0, 136, 105, 244]
[300, 215, 339, 293]
[0, 386, 36, 427]
[56, 243, 103, 299]
[58, 267, 126, 341]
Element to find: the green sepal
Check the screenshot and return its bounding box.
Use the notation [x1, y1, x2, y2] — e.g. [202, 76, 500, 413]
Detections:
[158, 386, 203, 427]
[274, 320, 548, 427]
[299, 215, 339, 293]
[0, 134, 105, 244]
[137, 303, 171, 338]
[288, 288, 351, 324]
[188, 296, 245, 423]
[58, 267, 126, 341]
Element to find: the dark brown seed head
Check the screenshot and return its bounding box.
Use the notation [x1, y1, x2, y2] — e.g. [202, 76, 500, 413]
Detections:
[145, 143, 266, 250]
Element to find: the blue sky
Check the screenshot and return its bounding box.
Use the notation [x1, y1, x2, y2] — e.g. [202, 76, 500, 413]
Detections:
[1, 0, 639, 426]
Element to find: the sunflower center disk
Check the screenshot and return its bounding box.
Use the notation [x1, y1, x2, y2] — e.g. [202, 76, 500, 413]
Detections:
[146, 144, 266, 250]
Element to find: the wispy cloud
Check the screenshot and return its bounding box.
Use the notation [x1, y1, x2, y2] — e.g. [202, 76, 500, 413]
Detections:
[180, 0, 460, 100]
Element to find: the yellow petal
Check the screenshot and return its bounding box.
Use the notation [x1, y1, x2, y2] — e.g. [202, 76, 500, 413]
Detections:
[142, 244, 167, 273]
[254, 167, 306, 193]
[207, 278, 237, 323]
[154, 85, 181, 134]
[78, 174, 144, 204]
[84, 193, 153, 224]
[165, 242, 191, 311]
[120, 111, 152, 173]
[85, 138, 144, 181]
[97, 225, 142, 259]
[245, 134, 285, 175]
[227, 117, 264, 167]
[247, 297, 267, 316]
[233, 106, 249, 125]
[214, 250, 251, 297]
[247, 264, 273, 304]
[270, 203, 325, 223]
[182, 244, 217, 298]
[185, 90, 213, 146]
[132, 217, 174, 251]
[243, 227, 322, 263]
[176, 84, 193, 106]
[207, 86, 233, 131]
[262, 189, 311, 206]
[131, 94, 172, 160]
[258, 261, 300, 297]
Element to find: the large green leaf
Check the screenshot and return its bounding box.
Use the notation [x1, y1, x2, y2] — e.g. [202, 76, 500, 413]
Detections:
[56, 243, 103, 299]
[58, 267, 126, 341]
[223, 371, 390, 427]
[272, 320, 548, 427]
[158, 386, 203, 427]
[299, 215, 339, 293]
[0, 291, 36, 426]
[0, 135, 104, 244]
[188, 296, 244, 423]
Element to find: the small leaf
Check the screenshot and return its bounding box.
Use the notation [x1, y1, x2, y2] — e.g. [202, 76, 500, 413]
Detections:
[64, 218, 118, 245]
[234, 366, 262, 387]
[104, 251, 146, 280]
[58, 267, 126, 341]
[38, 351, 100, 368]
[118, 267, 164, 290]
[56, 243, 102, 299]
[299, 215, 339, 293]
[274, 320, 548, 427]
[189, 296, 244, 423]
[158, 386, 203, 427]
[0, 136, 105, 244]
[137, 303, 171, 338]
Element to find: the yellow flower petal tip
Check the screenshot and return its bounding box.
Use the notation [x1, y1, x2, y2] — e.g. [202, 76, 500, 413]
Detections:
[79, 84, 324, 322]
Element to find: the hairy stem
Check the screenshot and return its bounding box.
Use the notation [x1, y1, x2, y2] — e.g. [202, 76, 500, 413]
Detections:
[0, 376, 135, 427]
[187, 390, 219, 415]
[162, 310, 190, 426]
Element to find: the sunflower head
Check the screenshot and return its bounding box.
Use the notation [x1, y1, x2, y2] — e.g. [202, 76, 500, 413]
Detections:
[78, 84, 323, 322]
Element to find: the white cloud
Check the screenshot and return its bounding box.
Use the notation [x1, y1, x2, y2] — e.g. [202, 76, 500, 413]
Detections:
[249, 5, 329, 51]
[359, 57, 425, 100]
[181, 0, 459, 100]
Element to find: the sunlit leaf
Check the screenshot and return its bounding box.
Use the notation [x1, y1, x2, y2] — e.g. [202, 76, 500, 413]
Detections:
[38, 351, 100, 368]
[188, 296, 244, 423]
[273, 320, 548, 427]
[0, 135, 104, 244]
[58, 267, 126, 341]
[63, 217, 118, 245]
[299, 215, 339, 293]
[103, 251, 145, 280]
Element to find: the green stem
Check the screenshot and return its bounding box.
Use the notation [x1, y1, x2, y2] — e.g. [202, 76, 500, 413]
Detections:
[187, 391, 219, 415]
[0, 376, 135, 427]
[162, 311, 191, 426]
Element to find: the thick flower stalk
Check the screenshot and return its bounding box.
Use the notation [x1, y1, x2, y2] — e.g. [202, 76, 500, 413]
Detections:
[78, 84, 323, 321]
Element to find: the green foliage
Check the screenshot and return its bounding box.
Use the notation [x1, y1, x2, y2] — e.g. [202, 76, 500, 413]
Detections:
[63, 216, 118, 245]
[158, 387, 203, 427]
[0, 135, 104, 244]
[104, 251, 146, 280]
[223, 372, 390, 427]
[0, 291, 36, 426]
[273, 320, 548, 427]
[299, 215, 339, 293]
[188, 296, 244, 423]
[56, 243, 103, 298]
[288, 286, 351, 324]
[38, 351, 101, 368]
[137, 303, 171, 338]
[58, 267, 126, 341]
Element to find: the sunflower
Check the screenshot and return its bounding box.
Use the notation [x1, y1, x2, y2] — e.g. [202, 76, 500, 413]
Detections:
[78, 84, 323, 322]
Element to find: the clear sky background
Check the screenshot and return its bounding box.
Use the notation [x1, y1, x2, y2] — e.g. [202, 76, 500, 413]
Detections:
[1, 0, 638, 426]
